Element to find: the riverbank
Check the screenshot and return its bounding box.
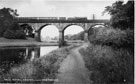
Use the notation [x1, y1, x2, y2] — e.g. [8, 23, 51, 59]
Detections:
[0, 37, 58, 47]
[0, 44, 80, 83]
[0, 37, 83, 47]
[54, 43, 92, 84]
[79, 28, 134, 84]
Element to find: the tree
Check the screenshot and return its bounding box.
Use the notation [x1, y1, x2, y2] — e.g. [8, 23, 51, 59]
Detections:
[0, 7, 26, 39]
[0, 7, 19, 37]
[103, 0, 134, 29]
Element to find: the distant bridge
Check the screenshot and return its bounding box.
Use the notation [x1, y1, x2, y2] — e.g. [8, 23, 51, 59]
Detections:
[15, 17, 109, 47]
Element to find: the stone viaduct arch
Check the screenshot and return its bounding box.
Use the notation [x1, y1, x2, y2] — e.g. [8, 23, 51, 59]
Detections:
[36, 24, 59, 42]
[88, 23, 108, 34]
[16, 17, 109, 47]
[62, 24, 85, 41]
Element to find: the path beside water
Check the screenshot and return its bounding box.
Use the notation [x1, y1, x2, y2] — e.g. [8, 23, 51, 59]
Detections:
[54, 43, 93, 84]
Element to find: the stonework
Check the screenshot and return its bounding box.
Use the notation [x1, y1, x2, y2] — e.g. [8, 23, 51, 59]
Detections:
[16, 17, 109, 46]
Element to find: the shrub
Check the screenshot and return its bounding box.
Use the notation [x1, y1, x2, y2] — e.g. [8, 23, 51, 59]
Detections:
[79, 44, 134, 84]
[3, 29, 16, 39]
[3, 29, 26, 39]
[89, 27, 133, 50]
[0, 45, 76, 83]
[82, 27, 134, 84]
[0, 27, 5, 37]
[15, 30, 26, 39]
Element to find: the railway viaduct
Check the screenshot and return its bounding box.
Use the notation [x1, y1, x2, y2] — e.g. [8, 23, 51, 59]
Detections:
[15, 17, 109, 46]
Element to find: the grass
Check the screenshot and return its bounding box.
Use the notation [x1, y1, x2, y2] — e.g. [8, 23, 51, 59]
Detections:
[0, 37, 36, 42]
[0, 45, 77, 83]
[89, 27, 133, 50]
[80, 27, 134, 84]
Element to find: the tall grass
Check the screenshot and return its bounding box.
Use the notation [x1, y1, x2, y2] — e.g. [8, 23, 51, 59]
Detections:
[0, 45, 76, 83]
[80, 27, 134, 84]
[89, 27, 133, 50]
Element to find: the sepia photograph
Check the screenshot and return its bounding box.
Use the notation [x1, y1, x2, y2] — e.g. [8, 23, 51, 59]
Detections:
[0, 0, 134, 84]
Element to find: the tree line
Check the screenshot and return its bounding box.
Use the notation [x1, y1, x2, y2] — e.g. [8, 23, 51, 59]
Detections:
[0, 7, 26, 39]
[103, 0, 134, 29]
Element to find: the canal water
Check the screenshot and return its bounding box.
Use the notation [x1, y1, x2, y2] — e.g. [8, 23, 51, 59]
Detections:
[0, 46, 58, 73]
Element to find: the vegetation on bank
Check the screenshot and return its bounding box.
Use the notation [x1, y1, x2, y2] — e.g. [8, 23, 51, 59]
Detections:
[79, 1, 134, 84]
[0, 8, 26, 39]
[80, 28, 133, 84]
[64, 31, 84, 41]
[0, 45, 77, 83]
[89, 27, 133, 50]
[103, 1, 134, 29]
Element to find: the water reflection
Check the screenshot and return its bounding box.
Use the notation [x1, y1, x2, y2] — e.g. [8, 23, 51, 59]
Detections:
[0, 46, 58, 73]
[40, 46, 58, 57]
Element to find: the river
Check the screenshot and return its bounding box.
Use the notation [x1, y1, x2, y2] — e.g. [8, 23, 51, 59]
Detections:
[0, 46, 58, 73]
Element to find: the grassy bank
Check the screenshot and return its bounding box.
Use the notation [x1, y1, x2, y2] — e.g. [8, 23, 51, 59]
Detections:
[0, 37, 36, 42]
[80, 27, 134, 84]
[0, 44, 78, 83]
[0, 37, 59, 47]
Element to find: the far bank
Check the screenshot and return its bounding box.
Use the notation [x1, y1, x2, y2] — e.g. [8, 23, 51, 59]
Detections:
[0, 37, 83, 47]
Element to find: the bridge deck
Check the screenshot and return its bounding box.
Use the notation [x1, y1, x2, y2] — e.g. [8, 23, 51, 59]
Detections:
[15, 17, 109, 23]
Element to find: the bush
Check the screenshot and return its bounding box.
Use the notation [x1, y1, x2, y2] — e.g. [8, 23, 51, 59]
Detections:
[3, 29, 16, 39]
[81, 27, 134, 84]
[0, 45, 75, 83]
[79, 44, 134, 84]
[89, 28, 134, 50]
[15, 30, 26, 39]
[3, 30, 26, 39]
[0, 27, 5, 37]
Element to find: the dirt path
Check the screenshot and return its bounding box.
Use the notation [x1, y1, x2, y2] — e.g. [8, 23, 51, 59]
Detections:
[54, 43, 93, 84]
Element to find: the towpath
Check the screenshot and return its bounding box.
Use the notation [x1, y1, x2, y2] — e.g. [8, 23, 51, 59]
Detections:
[54, 43, 93, 84]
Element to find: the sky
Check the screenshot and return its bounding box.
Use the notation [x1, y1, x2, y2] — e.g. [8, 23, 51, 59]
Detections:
[41, 25, 59, 40]
[0, 0, 128, 19]
[64, 25, 84, 35]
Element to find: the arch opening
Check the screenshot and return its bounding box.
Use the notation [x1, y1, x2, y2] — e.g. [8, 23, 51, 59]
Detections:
[88, 24, 107, 42]
[40, 25, 59, 42]
[63, 25, 84, 43]
[20, 24, 34, 38]
[88, 24, 107, 31]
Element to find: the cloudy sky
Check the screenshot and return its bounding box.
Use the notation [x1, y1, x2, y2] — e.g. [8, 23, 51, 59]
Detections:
[0, 0, 128, 19]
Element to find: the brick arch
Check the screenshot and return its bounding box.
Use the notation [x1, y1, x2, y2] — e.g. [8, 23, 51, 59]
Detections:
[88, 23, 107, 32]
[87, 23, 108, 36]
[87, 23, 108, 42]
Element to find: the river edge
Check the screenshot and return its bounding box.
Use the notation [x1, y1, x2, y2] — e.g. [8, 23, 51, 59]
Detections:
[0, 37, 82, 47]
[54, 43, 93, 84]
[0, 37, 59, 47]
[0, 43, 80, 83]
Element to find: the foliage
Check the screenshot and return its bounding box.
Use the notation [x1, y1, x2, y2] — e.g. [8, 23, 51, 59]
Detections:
[65, 31, 84, 40]
[0, 45, 76, 83]
[0, 7, 19, 37]
[3, 30, 16, 39]
[0, 26, 4, 37]
[89, 27, 133, 50]
[15, 30, 26, 39]
[20, 24, 34, 38]
[3, 29, 26, 39]
[79, 44, 133, 84]
[103, 1, 134, 29]
[9, 22, 20, 30]
[82, 25, 134, 84]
